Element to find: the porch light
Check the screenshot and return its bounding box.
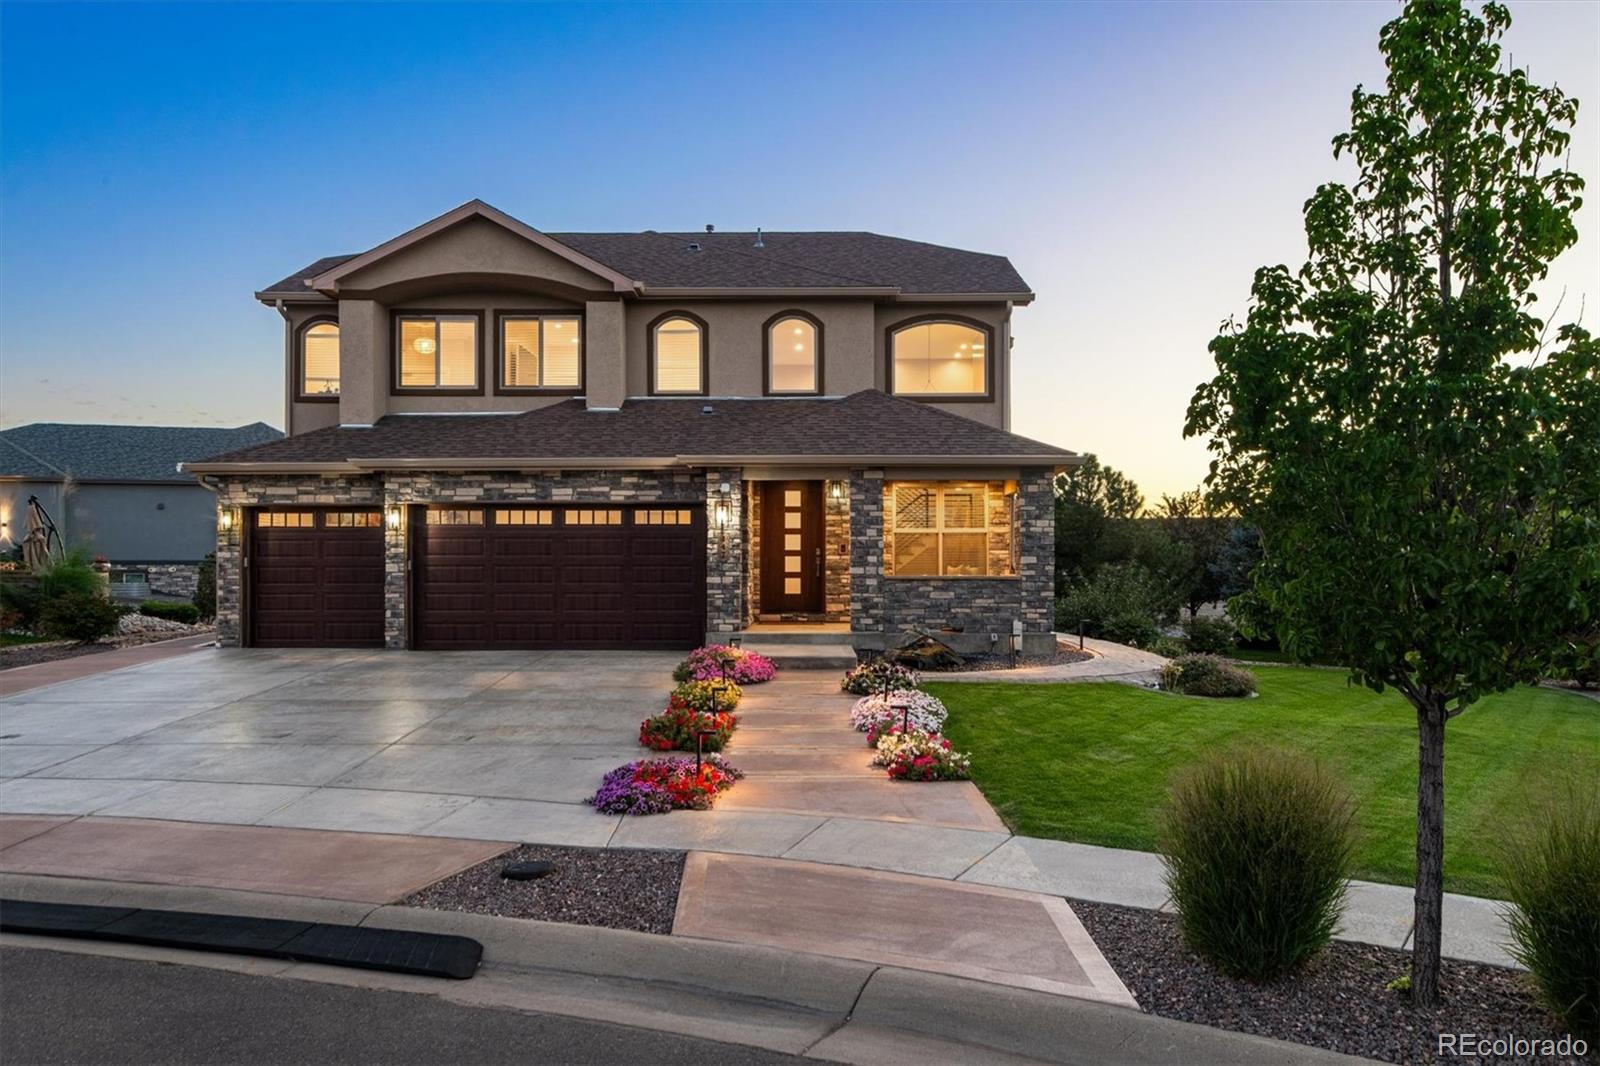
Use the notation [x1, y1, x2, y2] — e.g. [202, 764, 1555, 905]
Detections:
[829, 481, 844, 501]
[217, 507, 236, 532]
[385, 507, 403, 531]
[714, 500, 730, 527]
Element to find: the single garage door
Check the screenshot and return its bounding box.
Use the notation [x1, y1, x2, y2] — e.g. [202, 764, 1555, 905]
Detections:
[248, 508, 385, 647]
[414, 504, 704, 650]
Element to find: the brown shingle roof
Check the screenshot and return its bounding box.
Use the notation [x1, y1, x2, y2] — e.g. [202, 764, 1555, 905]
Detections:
[187, 391, 1073, 471]
[256, 232, 1029, 298]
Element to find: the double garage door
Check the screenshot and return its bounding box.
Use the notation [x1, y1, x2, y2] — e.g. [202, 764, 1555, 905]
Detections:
[247, 505, 705, 650]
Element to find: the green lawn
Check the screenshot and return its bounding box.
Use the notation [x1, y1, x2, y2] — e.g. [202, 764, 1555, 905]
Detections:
[929, 667, 1599, 898]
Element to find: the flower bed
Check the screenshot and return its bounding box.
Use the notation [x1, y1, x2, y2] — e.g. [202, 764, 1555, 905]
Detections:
[841, 659, 922, 695]
[672, 644, 778, 684]
[849, 690, 947, 738]
[588, 755, 745, 815]
[670, 678, 743, 713]
[873, 728, 972, 781]
[639, 697, 737, 752]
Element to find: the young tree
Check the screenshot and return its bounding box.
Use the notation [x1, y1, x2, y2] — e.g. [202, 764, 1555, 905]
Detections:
[1053, 454, 1147, 585]
[1186, 0, 1600, 1006]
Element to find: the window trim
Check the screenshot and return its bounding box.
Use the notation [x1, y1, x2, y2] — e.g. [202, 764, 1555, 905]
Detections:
[647, 310, 710, 397]
[885, 314, 995, 403]
[295, 316, 341, 403]
[762, 309, 825, 396]
[390, 309, 485, 396]
[493, 310, 586, 396]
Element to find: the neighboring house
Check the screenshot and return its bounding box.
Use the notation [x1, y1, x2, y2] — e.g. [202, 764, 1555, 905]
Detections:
[1, 422, 283, 596]
[187, 200, 1078, 652]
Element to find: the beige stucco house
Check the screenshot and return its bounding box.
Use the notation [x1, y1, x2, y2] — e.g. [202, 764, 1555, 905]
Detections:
[187, 200, 1077, 654]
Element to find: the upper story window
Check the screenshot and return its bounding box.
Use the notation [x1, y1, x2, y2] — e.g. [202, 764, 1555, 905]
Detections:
[650, 313, 706, 395]
[396, 314, 479, 392]
[889, 318, 991, 399]
[499, 314, 582, 392]
[299, 320, 340, 400]
[766, 312, 821, 395]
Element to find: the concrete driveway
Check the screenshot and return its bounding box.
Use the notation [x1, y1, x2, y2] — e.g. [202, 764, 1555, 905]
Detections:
[0, 648, 680, 844]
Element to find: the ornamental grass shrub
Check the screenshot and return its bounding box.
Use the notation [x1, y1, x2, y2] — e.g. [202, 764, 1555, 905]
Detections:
[670, 678, 742, 713]
[1159, 746, 1355, 981]
[1160, 653, 1258, 698]
[1501, 784, 1600, 1039]
[587, 755, 744, 815]
[849, 690, 947, 739]
[671, 644, 778, 684]
[841, 658, 921, 695]
[638, 697, 737, 753]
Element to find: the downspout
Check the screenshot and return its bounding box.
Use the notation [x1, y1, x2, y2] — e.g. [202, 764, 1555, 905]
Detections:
[1001, 300, 1013, 431]
[276, 299, 292, 435]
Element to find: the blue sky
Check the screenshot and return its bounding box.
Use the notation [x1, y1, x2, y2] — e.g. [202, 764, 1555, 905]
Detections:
[2, 1, 1595, 498]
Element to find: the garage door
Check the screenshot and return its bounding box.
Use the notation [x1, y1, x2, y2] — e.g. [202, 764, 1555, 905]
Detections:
[248, 509, 385, 647]
[414, 504, 704, 650]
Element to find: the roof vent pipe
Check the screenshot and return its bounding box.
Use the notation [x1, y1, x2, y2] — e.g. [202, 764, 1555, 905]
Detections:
[702, 404, 714, 414]
[753, 227, 764, 250]
[687, 241, 701, 253]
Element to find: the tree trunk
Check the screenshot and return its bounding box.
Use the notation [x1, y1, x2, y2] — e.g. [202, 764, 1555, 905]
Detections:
[1412, 699, 1447, 1006]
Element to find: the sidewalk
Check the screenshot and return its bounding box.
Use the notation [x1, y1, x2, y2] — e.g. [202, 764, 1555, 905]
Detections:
[0, 634, 215, 697]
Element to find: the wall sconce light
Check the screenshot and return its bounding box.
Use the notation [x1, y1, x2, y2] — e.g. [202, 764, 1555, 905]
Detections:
[385, 507, 403, 531]
[217, 507, 235, 532]
[829, 481, 844, 501]
[714, 501, 730, 528]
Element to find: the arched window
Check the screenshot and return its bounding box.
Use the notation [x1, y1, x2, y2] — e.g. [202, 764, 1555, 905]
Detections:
[650, 313, 706, 395]
[889, 318, 990, 398]
[765, 312, 821, 395]
[300, 321, 340, 399]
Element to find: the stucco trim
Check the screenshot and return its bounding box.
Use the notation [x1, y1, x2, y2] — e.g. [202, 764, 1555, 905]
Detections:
[635, 286, 902, 298]
[310, 200, 636, 294]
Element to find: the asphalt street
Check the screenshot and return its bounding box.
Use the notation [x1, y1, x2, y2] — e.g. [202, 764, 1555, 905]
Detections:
[0, 948, 809, 1066]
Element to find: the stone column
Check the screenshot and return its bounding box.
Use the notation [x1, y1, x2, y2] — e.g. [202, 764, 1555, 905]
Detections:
[381, 482, 409, 649]
[848, 469, 884, 637]
[703, 467, 745, 635]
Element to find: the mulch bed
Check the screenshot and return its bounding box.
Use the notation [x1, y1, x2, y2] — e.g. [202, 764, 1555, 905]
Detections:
[1072, 899, 1590, 1064]
[0, 630, 214, 672]
[402, 844, 686, 935]
[922, 643, 1096, 673]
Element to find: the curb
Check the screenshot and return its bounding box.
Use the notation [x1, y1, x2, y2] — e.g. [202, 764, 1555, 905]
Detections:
[0, 872, 1368, 1064]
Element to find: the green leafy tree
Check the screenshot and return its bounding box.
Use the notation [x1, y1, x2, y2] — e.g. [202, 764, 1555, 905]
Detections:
[1152, 490, 1235, 617]
[1054, 454, 1147, 586]
[1186, 0, 1600, 1006]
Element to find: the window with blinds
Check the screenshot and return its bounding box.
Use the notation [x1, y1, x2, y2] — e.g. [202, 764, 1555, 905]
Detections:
[885, 482, 1013, 577]
[652, 316, 704, 394]
[501, 315, 582, 390]
[397, 316, 478, 389]
[767, 315, 819, 394]
[301, 322, 340, 397]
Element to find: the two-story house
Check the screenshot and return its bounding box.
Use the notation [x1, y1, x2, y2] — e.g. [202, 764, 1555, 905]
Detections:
[187, 200, 1078, 655]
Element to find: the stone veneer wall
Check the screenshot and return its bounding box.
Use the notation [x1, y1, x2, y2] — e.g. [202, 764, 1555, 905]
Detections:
[823, 479, 851, 623]
[206, 469, 746, 648]
[849, 468, 1055, 654]
[143, 563, 201, 599]
[746, 482, 761, 619]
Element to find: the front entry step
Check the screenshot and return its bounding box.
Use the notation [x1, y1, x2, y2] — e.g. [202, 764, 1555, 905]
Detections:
[739, 643, 858, 671]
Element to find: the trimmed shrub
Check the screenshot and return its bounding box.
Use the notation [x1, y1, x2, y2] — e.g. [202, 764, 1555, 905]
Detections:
[670, 678, 742, 713]
[1150, 636, 1187, 660]
[841, 658, 921, 695]
[37, 590, 122, 644]
[141, 600, 200, 625]
[849, 690, 948, 739]
[1160, 654, 1258, 698]
[1502, 785, 1600, 1038]
[37, 550, 101, 601]
[639, 697, 737, 753]
[1183, 617, 1238, 656]
[0, 577, 43, 630]
[1055, 563, 1173, 648]
[194, 552, 216, 621]
[588, 755, 744, 815]
[672, 644, 777, 684]
[1159, 747, 1355, 980]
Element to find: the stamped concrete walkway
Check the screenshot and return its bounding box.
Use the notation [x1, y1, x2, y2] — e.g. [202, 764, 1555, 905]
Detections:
[934, 635, 1167, 685]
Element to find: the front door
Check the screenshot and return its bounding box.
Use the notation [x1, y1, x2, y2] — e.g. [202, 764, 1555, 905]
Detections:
[760, 481, 824, 614]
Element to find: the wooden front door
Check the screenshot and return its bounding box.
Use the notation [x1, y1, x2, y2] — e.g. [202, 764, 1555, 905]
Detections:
[760, 481, 824, 614]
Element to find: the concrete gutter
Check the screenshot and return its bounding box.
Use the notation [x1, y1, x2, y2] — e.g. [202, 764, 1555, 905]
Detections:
[0, 873, 1365, 1065]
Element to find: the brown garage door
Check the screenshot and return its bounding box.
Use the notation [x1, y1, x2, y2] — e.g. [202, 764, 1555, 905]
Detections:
[414, 504, 704, 650]
[248, 509, 385, 647]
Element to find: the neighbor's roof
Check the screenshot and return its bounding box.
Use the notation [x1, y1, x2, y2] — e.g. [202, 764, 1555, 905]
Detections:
[0, 422, 283, 483]
[256, 203, 1031, 299]
[185, 391, 1075, 473]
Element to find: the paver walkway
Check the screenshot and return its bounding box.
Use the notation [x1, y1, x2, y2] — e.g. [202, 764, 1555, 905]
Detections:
[0, 634, 215, 697]
[935, 635, 1166, 685]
